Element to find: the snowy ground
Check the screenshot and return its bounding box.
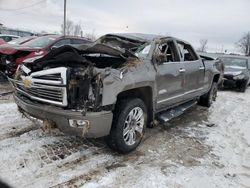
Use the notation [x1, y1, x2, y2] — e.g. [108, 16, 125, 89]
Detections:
[0, 82, 250, 188]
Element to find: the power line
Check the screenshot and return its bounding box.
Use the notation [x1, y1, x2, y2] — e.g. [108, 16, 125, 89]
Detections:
[0, 0, 46, 11]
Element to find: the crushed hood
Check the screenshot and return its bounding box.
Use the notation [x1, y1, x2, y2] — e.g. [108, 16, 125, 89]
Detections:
[76, 43, 137, 58]
[27, 34, 148, 70]
[33, 39, 140, 63]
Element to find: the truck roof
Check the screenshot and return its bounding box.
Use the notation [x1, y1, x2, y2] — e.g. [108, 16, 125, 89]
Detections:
[106, 33, 163, 42]
[106, 33, 191, 45]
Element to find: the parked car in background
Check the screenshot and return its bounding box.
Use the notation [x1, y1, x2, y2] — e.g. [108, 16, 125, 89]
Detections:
[0, 35, 92, 77]
[0, 36, 37, 51]
[10, 33, 221, 153]
[0, 36, 37, 76]
[218, 55, 250, 92]
[0, 34, 20, 42]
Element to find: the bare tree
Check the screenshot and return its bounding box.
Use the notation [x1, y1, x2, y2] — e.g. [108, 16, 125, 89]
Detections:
[61, 20, 83, 36]
[60, 19, 74, 35]
[73, 24, 82, 36]
[84, 30, 97, 41]
[237, 32, 250, 56]
[198, 39, 208, 52]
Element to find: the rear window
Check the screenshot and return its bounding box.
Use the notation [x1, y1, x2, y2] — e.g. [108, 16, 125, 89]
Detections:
[52, 39, 71, 47]
[177, 42, 198, 61]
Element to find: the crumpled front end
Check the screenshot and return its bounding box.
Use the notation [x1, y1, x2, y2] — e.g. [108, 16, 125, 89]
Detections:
[9, 39, 144, 137]
[10, 63, 114, 138]
[222, 70, 248, 88]
[10, 67, 68, 107]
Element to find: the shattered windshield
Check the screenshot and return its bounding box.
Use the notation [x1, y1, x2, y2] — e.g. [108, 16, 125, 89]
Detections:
[135, 44, 151, 59]
[219, 57, 247, 69]
[22, 36, 57, 48]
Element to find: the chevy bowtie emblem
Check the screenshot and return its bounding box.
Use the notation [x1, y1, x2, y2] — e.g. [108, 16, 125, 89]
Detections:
[22, 78, 32, 88]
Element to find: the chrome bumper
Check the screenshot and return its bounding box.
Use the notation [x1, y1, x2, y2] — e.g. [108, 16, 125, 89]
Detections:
[15, 95, 113, 138]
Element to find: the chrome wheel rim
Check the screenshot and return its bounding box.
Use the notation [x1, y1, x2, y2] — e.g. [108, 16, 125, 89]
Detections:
[123, 107, 144, 146]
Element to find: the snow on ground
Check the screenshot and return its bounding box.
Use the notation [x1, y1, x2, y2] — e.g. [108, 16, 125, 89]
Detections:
[0, 83, 250, 188]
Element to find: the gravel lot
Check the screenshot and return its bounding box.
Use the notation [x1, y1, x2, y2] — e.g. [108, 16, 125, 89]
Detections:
[0, 82, 249, 188]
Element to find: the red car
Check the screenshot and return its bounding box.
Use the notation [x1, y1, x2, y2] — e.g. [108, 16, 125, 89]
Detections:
[0, 39, 6, 45]
[0, 35, 91, 77]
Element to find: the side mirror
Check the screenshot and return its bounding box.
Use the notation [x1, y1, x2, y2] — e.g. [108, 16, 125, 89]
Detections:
[50, 46, 57, 50]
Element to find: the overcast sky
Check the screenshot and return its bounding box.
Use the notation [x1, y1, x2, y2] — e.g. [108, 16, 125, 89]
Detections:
[0, 0, 250, 52]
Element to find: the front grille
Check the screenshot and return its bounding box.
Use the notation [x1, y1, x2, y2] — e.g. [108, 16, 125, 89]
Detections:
[10, 67, 68, 107]
[32, 73, 62, 81]
[224, 74, 234, 80]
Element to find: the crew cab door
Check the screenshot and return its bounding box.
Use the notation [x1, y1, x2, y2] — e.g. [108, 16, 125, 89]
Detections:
[154, 39, 185, 110]
[176, 41, 205, 100]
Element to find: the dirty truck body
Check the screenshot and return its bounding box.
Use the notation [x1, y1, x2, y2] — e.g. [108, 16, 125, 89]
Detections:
[10, 33, 220, 153]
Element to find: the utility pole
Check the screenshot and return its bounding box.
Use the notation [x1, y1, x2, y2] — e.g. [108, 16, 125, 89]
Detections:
[247, 32, 250, 56]
[63, 0, 67, 36]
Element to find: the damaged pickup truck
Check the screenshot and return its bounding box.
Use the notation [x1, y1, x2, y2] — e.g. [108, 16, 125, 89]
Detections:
[9, 33, 221, 153]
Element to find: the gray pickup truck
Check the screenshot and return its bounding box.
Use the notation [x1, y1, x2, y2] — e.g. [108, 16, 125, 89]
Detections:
[10, 33, 220, 153]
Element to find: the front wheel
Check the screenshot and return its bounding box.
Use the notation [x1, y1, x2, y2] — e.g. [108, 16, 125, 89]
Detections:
[107, 98, 147, 153]
[198, 82, 217, 107]
[237, 80, 248, 92]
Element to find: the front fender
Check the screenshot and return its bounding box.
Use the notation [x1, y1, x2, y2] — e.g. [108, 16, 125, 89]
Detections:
[101, 62, 156, 106]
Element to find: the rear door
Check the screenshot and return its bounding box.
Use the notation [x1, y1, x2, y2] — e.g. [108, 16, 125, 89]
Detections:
[177, 41, 205, 101]
[155, 39, 185, 110]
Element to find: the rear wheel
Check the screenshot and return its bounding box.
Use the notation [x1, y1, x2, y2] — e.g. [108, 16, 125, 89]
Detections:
[107, 98, 147, 153]
[198, 82, 217, 107]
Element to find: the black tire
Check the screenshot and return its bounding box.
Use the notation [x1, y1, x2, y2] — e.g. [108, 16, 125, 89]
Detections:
[0, 72, 7, 83]
[237, 80, 248, 92]
[107, 98, 147, 153]
[198, 82, 217, 107]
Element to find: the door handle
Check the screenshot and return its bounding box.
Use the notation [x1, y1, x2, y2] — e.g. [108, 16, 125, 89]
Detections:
[199, 66, 205, 70]
[179, 68, 186, 73]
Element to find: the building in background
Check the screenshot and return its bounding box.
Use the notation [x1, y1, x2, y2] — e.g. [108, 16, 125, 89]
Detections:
[0, 23, 33, 37]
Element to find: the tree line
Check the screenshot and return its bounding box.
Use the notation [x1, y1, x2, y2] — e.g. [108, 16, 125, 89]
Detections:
[60, 19, 96, 41]
[198, 32, 250, 56]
